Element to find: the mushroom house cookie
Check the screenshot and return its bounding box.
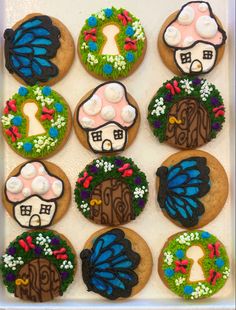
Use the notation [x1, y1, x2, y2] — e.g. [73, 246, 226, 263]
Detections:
[80, 227, 152, 300]
[74, 81, 140, 154]
[147, 76, 225, 149]
[74, 156, 148, 226]
[158, 1, 227, 75]
[3, 160, 71, 229]
[156, 150, 228, 228]
[78, 7, 146, 79]
[158, 231, 230, 299]
[0, 230, 76, 302]
[4, 13, 74, 85]
[1, 85, 72, 159]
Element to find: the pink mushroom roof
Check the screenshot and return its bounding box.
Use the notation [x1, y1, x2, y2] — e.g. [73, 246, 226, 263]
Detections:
[6, 161, 64, 203]
[164, 1, 226, 49]
[78, 82, 137, 130]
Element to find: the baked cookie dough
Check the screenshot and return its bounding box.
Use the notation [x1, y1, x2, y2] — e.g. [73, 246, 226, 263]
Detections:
[3, 160, 71, 229]
[74, 81, 140, 154]
[158, 1, 227, 75]
[4, 13, 74, 85]
[158, 230, 230, 299]
[147, 76, 225, 149]
[0, 230, 76, 302]
[156, 150, 228, 228]
[74, 156, 149, 226]
[1, 85, 72, 159]
[78, 7, 146, 79]
[81, 227, 152, 300]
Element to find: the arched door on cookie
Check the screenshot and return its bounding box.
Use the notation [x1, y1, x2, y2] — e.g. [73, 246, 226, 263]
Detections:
[166, 99, 211, 148]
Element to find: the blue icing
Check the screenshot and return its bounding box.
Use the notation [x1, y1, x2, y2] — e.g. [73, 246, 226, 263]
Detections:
[15, 33, 34, 45]
[126, 26, 134, 36]
[19, 67, 32, 77]
[49, 127, 58, 138]
[180, 160, 197, 169]
[31, 38, 52, 45]
[32, 47, 47, 55]
[125, 52, 134, 63]
[23, 142, 33, 152]
[54, 102, 63, 112]
[42, 86, 52, 96]
[184, 285, 193, 295]
[103, 64, 113, 74]
[88, 41, 98, 52]
[104, 8, 113, 18]
[22, 19, 42, 29]
[18, 86, 28, 96]
[91, 277, 106, 291]
[12, 116, 22, 126]
[164, 268, 174, 278]
[13, 46, 32, 54]
[201, 231, 211, 239]
[168, 175, 188, 188]
[215, 258, 224, 268]
[175, 249, 184, 259]
[88, 16, 97, 27]
[32, 61, 42, 74]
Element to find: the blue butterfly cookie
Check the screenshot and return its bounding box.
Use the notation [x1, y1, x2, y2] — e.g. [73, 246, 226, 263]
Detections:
[4, 13, 74, 85]
[80, 228, 152, 300]
[156, 150, 228, 228]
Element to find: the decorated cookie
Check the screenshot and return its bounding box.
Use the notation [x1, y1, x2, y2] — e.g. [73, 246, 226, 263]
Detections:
[3, 160, 71, 228]
[80, 227, 152, 300]
[156, 150, 228, 228]
[158, 230, 230, 299]
[74, 156, 148, 226]
[0, 230, 76, 302]
[74, 81, 140, 154]
[147, 76, 225, 149]
[4, 13, 74, 85]
[78, 7, 146, 79]
[158, 1, 227, 75]
[1, 85, 72, 159]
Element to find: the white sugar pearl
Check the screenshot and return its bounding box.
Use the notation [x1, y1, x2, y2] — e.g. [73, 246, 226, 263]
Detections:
[21, 163, 37, 179]
[6, 177, 23, 194]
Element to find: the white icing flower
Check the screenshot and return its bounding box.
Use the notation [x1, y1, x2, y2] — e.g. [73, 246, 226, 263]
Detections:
[96, 10, 105, 20]
[1, 114, 14, 127]
[176, 232, 199, 246]
[190, 282, 212, 299]
[60, 260, 74, 270]
[200, 80, 213, 101]
[223, 266, 230, 279]
[132, 20, 145, 41]
[164, 251, 174, 266]
[95, 159, 104, 168]
[103, 161, 114, 172]
[103, 55, 126, 71]
[81, 42, 88, 50]
[134, 186, 148, 198]
[87, 53, 98, 66]
[2, 254, 24, 270]
[151, 97, 166, 117]
[17, 142, 24, 149]
[180, 79, 194, 94]
[80, 201, 89, 213]
[51, 115, 66, 129]
[175, 276, 186, 286]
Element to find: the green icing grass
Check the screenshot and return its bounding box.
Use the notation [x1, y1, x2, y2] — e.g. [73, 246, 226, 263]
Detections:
[1, 85, 69, 158]
[0, 231, 76, 294]
[147, 76, 225, 144]
[161, 231, 230, 299]
[79, 7, 146, 79]
[74, 156, 148, 219]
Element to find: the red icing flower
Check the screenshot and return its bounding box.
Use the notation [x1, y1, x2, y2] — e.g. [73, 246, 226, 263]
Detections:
[5, 126, 21, 142]
[174, 260, 188, 273]
[124, 38, 137, 51]
[18, 236, 35, 252]
[118, 10, 132, 26]
[208, 242, 221, 259]
[207, 269, 222, 285]
[118, 163, 133, 177]
[4, 99, 17, 115]
[213, 105, 225, 118]
[84, 28, 97, 41]
[78, 171, 93, 188]
[165, 80, 181, 95]
[41, 107, 55, 121]
[53, 248, 68, 260]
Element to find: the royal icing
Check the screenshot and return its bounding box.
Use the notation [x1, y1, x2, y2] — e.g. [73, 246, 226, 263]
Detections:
[78, 81, 137, 153]
[163, 1, 227, 74]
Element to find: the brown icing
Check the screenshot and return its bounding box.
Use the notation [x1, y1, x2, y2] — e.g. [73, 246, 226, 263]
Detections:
[15, 258, 61, 302]
[166, 98, 211, 148]
[89, 178, 134, 225]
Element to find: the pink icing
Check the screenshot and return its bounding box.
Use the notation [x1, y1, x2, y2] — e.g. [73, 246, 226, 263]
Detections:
[78, 84, 135, 128]
[6, 162, 63, 203]
[168, 2, 223, 47]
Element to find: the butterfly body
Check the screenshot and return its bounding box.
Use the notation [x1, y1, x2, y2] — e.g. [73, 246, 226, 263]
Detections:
[157, 157, 210, 227]
[80, 229, 140, 300]
[4, 15, 61, 85]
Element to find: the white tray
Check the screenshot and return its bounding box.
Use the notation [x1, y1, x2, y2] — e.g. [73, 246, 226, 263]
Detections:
[0, 0, 235, 309]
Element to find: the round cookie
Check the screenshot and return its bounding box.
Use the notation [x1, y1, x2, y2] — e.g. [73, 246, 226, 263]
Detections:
[1, 85, 72, 159]
[0, 230, 77, 302]
[74, 156, 149, 226]
[158, 1, 227, 75]
[3, 160, 71, 229]
[158, 230, 230, 299]
[156, 150, 228, 228]
[147, 76, 225, 149]
[74, 81, 140, 154]
[4, 13, 74, 86]
[78, 7, 147, 80]
[80, 227, 152, 300]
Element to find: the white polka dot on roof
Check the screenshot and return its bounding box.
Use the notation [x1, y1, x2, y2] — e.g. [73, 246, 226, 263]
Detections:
[32, 176, 50, 195]
[196, 15, 218, 38]
[6, 177, 23, 194]
[164, 26, 181, 46]
[83, 95, 102, 116]
[177, 5, 195, 25]
[104, 83, 124, 103]
[101, 105, 116, 121]
[21, 163, 37, 179]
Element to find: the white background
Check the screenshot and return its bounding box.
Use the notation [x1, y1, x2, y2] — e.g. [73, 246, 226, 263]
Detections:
[0, 0, 235, 309]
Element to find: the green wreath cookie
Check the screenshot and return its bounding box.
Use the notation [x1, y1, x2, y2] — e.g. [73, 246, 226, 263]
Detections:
[78, 7, 146, 79]
[1, 85, 71, 159]
[147, 76, 225, 149]
[0, 230, 76, 302]
[74, 156, 149, 226]
[158, 231, 230, 299]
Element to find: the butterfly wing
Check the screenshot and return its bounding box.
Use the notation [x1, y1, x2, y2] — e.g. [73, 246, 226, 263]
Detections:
[157, 157, 210, 227]
[4, 15, 60, 85]
[80, 229, 140, 300]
